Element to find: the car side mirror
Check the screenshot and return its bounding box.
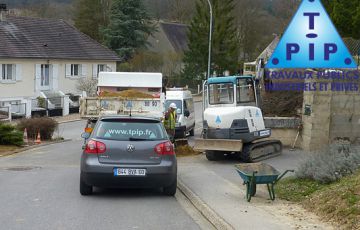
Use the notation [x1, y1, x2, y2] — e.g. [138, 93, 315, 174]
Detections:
[81, 132, 90, 139]
[184, 110, 190, 117]
[176, 108, 181, 114]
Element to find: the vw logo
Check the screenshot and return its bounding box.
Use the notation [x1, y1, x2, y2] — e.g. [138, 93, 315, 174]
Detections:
[127, 144, 135, 152]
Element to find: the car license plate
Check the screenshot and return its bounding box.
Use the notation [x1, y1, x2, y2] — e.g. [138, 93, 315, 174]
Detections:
[260, 130, 271, 137]
[114, 168, 146, 176]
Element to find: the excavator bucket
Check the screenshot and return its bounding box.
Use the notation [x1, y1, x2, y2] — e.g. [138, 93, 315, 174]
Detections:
[194, 139, 243, 152]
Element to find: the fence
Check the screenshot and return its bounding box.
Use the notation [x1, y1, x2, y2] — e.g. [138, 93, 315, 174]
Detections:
[10, 103, 26, 118]
[0, 106, 10, 120]
[31, 97, 64, 110]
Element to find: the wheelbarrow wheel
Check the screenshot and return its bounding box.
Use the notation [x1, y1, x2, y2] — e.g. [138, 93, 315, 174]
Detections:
[250, 183, 256, 196]
[246, 182, 256, 201]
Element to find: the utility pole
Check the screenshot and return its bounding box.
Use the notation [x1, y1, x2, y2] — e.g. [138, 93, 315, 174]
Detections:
[206, 0, 213, 79]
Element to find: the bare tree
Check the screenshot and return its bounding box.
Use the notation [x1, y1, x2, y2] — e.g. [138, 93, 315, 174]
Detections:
[76, 78, 98, 97]
[167, 0, 195, 23]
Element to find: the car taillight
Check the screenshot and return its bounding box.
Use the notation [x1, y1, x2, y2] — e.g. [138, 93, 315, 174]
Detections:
[84, 140, 106, 154]
[154, 141, 175, 155]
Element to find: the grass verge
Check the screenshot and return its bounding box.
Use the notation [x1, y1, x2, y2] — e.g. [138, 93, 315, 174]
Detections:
[0, 145, 22, 156]
[276, 171, 360, 229]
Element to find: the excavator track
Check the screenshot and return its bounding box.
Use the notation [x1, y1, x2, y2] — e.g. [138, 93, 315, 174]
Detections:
[241, 140, 283, 163]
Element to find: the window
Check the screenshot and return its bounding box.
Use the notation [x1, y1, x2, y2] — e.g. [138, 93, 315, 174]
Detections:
[41, 64, 50, 87]
[1, 64, 15, 81]
[164, 100, 182, 114]
[71, 64, 80, 77]
[94, 120, 167, 141]
[209, 83, 234, 105]
[98, 64, 106, 74]
[93, 64, 107, 79]
[236, 79, 256, 104]
[184, 99, 194, 113]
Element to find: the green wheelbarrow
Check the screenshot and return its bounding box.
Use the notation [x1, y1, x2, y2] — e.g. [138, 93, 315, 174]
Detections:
[235, 163, 294, 202]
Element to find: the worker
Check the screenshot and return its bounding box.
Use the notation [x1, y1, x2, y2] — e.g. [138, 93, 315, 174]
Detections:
[164, 103, 177, 142]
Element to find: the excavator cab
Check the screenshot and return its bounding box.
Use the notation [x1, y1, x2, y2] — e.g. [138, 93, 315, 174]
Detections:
[195, 76, 282, 162]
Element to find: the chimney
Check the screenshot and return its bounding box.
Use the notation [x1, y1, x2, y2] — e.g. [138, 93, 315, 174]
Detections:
[0, 4, 7, 21]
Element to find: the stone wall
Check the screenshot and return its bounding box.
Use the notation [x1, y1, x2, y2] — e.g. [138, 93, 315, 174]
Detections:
[264, 117, 302, 147]
[302, 77, 360, 151]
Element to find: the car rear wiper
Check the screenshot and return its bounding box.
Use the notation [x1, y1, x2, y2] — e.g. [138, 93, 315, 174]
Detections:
[129, 137, 149, 141]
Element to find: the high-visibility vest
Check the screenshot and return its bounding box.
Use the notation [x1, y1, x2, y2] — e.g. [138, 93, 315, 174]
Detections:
[164, 111, 176, 130]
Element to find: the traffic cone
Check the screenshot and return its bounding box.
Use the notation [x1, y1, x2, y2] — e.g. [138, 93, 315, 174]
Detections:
[35, 132, 41, 145]
[23, 128, 29, 146]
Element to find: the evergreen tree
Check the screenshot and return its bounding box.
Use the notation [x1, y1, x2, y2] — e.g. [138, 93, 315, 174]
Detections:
[323, 0, 360, 39]
[74, 0, 111, 43]
[353, 5, 360, 39]
[102, 0, 154, 61]
[183, 0, 239, 82]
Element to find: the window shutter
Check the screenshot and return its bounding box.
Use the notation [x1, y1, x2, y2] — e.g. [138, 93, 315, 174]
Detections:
[107, 64, 112, 72]
[16, 64, 22, 81]
[81, 64, 87, 77]
[65, 64, 71, 78]
[35, 64, 41, 91]
[52, 64, 59, 90]
[92, 64, 97, 79]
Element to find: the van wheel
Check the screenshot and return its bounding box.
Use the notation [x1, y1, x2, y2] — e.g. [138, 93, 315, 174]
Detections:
[180, 130, 186, 138]
[189, 128, 195, 136]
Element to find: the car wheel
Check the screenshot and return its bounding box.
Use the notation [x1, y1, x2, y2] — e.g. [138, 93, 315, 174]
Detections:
[189, 128, 195, 136]
[163, 178, 177, 196]
[80, 176, 93, 196]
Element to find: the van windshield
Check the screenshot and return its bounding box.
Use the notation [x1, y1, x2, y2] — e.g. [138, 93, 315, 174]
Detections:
[164, 100, 182, 114]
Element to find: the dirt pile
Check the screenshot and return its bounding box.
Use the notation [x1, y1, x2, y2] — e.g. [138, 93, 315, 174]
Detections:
[175, 145, 201, 157]
[261, 90, 303, 117]
[99, 90, 155, 98]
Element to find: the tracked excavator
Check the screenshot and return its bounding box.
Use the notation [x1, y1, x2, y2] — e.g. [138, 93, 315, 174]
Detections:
[194, 76, 282, 162]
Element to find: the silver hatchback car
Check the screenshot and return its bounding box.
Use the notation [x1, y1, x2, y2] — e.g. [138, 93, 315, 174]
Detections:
[80, 116, 177, 196]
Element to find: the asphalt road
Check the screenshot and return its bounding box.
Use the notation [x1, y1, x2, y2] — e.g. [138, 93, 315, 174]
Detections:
[0, 101, 308, 230]
[0, 125, 204, 229]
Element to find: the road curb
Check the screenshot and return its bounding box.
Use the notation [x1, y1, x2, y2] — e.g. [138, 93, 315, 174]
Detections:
[177, 179, 234, 230]
[0, 139, 71, 158]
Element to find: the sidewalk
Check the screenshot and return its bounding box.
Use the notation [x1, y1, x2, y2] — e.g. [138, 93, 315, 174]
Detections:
[177, 154, 335, 230]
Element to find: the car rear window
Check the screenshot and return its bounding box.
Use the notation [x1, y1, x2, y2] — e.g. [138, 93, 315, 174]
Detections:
[93, 120, 167, 141]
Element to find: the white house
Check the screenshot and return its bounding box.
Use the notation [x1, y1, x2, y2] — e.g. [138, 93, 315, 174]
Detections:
[0, 15, 120, 119]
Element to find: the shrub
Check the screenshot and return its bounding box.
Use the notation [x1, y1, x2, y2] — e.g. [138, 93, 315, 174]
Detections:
[0, 122, 23, 146]
[296, 144, 360, 184]
[37, 97, 46, 108]
[17, 117, 58, 141]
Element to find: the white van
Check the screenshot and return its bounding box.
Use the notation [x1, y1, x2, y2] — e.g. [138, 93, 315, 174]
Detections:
[165, 88, 195, 138]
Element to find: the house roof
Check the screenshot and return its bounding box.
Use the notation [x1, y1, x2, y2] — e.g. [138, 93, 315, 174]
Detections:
[0, 16, 120, 61]
[160, 22, 188, 53]
[343, 38, 360, 56]
[257, 36, 280, 62]
[147, 21, 188, 54]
